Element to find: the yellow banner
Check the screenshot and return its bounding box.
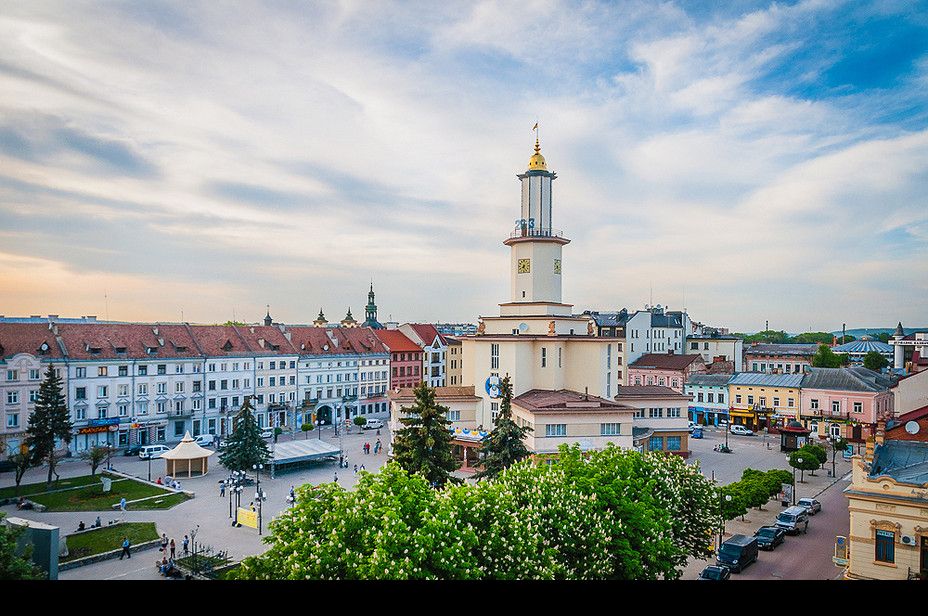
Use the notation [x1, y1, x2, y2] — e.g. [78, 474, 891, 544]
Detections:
[237, 508, 258, 529]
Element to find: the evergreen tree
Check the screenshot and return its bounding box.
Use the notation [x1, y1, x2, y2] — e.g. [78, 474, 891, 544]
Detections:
[473, 375, 531, 480]
[219, 397, 271, 473]
[391, 382, 460, 488]
[25, 364, 73, 486]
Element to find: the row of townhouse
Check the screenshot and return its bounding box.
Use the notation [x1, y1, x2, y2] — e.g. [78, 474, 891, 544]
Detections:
[0, 320, 401, 455]
[684, 367, 897, 441]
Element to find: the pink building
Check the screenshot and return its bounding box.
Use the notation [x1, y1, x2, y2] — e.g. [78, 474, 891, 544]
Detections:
[373, 329, 423, 390]
[799, 367, 895, 442]
[628, 353, 706, 393]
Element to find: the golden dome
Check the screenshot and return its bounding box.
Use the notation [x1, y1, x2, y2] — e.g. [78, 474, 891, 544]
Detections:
[528, 137, 547, 171]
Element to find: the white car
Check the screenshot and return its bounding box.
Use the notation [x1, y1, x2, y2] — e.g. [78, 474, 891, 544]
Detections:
[138, 444, 170, 460]
[260, 428, 275, 439]
[362, 418, 385, 430]
[729, 424, 755, 436]
[688, 422, 697, 433]
[193, 434, 215, 447]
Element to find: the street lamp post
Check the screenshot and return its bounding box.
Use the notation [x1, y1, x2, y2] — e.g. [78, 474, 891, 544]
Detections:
[253, 464, 264, 535]
[792, 457, 804, 505]
[147, 454, 152, 482]
[718, 493, 732, 551]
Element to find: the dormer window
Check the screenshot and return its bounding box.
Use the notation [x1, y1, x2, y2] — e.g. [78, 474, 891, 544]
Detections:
[115, 347, 127, 354]
[146, 347, 157, 354]
[89, 347, 101, 355]
[175, 346, 187, 352]
[223, 340, 233, 351]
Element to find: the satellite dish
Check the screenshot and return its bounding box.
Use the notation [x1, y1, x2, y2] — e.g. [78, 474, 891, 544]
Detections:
[905, 421, 920, 435]
[519, 323, 529, 332]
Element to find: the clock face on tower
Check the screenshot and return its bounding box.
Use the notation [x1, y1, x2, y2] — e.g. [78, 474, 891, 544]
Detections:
[554, 259, 561, 274]
[518, 258, 531, 273]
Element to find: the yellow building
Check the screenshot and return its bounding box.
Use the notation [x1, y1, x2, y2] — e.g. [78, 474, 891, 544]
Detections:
[844, 433, 928, 580]
[446, 337, 463, 386]
[727, 372, 802, 430]
[460, 137, 624, 431]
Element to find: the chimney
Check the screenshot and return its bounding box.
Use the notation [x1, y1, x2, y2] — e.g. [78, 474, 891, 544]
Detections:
[668, 349, 674, 355]
[842, 323, 846, 345]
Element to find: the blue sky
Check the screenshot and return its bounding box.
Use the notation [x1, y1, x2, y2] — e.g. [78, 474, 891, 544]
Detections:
[0, 0, 926, 332]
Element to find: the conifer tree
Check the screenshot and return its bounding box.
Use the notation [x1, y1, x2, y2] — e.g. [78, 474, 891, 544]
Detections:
[219, 396, 271, 473]
[25, 364, 73, 486]
[391, 382, 460, 488]
[473, 375, 531, 480]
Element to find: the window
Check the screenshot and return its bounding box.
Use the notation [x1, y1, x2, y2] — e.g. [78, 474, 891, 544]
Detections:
[759, 397, 766, 407]
[601, 423, 621, 436]
[118, 384, 129, 397]
[193, 381, 201, 393]
[29, 369, 40, 380]
[75, 387, 87, 400]
[658, 377, 665, 386]
[138, 365, 148, 376]
[220, 380, 228, 390]
[97, 407, 107, 419]
[270, 361, 276, 370]
[875, 530, 895, 563]
[176, 364, 184, 374]
[649, 436, 664, 451]
[707, 393, 714, 403]
[7, 413, 19, 428]
[667, 436, 681, 451]
[118, 404, 128, 417]
[633, 408, 644, 418]
[175, 401, 184, 412]
[668, 407, 681, 418]
[157, 364, 166, 375]
[446, 410, 461, 421]
[97, 366, 107, 377]
[29, 390, 38, 402]
[118, 365, 128, 377]
[545, 424, 567, 437]
[832, 401, 840, 414]
[853, 402, 862, 414]
[75, 407, 86, 420]
[558, 347, 562, 368]
[691, 342, 699, 350]
[491, 344, 499, 370]
[6, 391, 19, 405]
[208, 398, 216, 409]
[747, 395, 754, 405]
[137, 401, 148, 415]
[75, 367, 86, 378]
[811, 399, 819, 410]
[718, 393, 725, 404]
[157, 382, 166, 395]
[138, 384, 147, 395]
[97, 386, 108, 398]
[648, 407, 663, 418]
[491, 402, 499, 423]
[735, 395, 742, 404]
[541, 348, 547, 368]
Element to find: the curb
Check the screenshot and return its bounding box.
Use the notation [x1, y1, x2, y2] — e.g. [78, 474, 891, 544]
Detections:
[59, 538, 161, 571]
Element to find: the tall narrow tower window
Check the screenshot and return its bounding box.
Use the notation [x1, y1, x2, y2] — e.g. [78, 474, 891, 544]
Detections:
[541, 347, 547, 368]
[491, 344, 499, 370]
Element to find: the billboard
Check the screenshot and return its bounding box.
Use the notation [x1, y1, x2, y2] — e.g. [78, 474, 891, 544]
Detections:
[237, 508, 258, 529]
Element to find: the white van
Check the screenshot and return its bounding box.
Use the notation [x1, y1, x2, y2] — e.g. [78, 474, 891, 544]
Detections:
[139, 444, 170, 460]
[194, 434, 215, 447]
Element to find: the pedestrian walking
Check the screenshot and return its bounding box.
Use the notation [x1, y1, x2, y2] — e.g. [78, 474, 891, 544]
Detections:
[220, 481, 226, 498]
[360, 464, 365, 472]
[119, 497, 127, 512]
[333, 471, 338, 483]
[182, 535, 189, 556]
[169, 538, 176, 559]
[339, 454, 343, 467]
[160, 533, 168, 552]
[120, 537, 131, 560]
[353, 464, 358, 474]
[289, 485, 295, 501]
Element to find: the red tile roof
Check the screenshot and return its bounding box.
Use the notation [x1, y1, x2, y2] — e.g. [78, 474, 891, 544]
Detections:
[232, 325, 297, 355]
[629, 353, 705, 371]
[0, 323, 65, 360]
[373, 329, 422, 354]
[56, 323, 201, 360]
[614, 385, 690, 399]
[513, 389, 633, 412]
[286, 327, 388, 356]
[406, 323, 444, 346]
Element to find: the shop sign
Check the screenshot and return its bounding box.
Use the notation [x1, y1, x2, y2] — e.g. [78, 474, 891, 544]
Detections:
[78, 425, 113, 435]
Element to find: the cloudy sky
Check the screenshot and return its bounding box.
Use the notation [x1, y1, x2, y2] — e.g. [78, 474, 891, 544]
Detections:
[0, 1, 926, 332]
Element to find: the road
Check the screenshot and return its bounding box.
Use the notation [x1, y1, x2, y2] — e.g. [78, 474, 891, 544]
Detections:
[735, 472, 849, 580]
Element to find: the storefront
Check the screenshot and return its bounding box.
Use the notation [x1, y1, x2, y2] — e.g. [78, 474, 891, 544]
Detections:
[689, 405, 728, 426]
[75, 417, 121, 452]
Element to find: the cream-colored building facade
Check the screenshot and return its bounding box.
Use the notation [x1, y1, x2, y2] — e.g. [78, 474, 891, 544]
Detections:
[461, 138, 624, 430]
[844, 437, 928, 580]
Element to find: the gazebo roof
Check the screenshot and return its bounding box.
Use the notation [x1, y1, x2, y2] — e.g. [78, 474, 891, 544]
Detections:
[161, 432, 215, 460]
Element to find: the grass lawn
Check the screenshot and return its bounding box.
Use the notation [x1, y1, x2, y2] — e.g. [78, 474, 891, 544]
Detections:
[215, 564, 240, 580]
[29, 477, 175, 512]
[61, 522, 158, 563]
[0, 474, 106, 501]
[133, 492, 190, 510]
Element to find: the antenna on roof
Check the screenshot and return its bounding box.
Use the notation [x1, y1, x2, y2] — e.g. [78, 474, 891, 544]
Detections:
[104, 290, 109, 321]
[181, 308, 184, 322]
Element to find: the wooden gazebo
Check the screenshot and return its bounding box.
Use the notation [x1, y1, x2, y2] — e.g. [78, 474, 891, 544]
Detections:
[161, 432, 215, 477]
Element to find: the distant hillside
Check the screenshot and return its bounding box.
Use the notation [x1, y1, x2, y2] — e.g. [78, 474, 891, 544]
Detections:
[829, 327, 928, 337]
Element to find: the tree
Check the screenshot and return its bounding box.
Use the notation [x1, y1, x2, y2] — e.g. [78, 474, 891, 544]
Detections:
[863, 352, 888, 371]
[812, 344, 849, 368]
[353, 416, 367, 429]
[7, 452, 33, 496]
[829, 436, 848, 477]
[788, 450, 819, 482]
[301, 423, 314, 439]
[719, 484, 748, 521]
[801, 443, 827, 474]
[473, 376, 531, 480]
[0, 513, 44, 580]
[792, 332, 836, 345]
[80, 445, 109, 476]
[736, 330, 790, 344]
[25, 364, 73, 486]
[218, 397, 271, 473]
[234, 446, 721, 580]
[391, 382, 460, 488]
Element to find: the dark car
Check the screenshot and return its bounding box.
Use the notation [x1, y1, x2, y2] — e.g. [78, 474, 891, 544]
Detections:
[698, 565, 731, 580]
[754, 526, 785, 550]
[716, 534, 759, 573]
[123, 445, 142, 457]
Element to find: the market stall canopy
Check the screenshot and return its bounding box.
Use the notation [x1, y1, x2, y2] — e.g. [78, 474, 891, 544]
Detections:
[161, 432, 215, 477]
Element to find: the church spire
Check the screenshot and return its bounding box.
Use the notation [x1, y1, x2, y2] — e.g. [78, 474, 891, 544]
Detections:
[264, 305, 272, 326]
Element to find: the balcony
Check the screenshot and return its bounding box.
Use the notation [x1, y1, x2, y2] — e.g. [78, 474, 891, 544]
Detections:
[507, 227, 564, 240]
[167, 408, 192, 418]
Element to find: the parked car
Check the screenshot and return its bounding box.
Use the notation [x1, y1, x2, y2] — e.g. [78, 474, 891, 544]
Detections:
[775, 506, 810, 535]
[797, 497, 822, 515]
[362, 418, 385, 430]
[717, 418, 729, 426]
[688, 422, 697, 433]
[260, 428, 274, 439]
[139, 444, 171, 460]
[716, 534, 758, 573]
[193, 434, 216, 447]
[123, 444, 142, 457]
[691, 427, 704, 439]
[729, 424, 755, 436]
[698, 565, 731, 580]
[754, 525, 786, 550]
